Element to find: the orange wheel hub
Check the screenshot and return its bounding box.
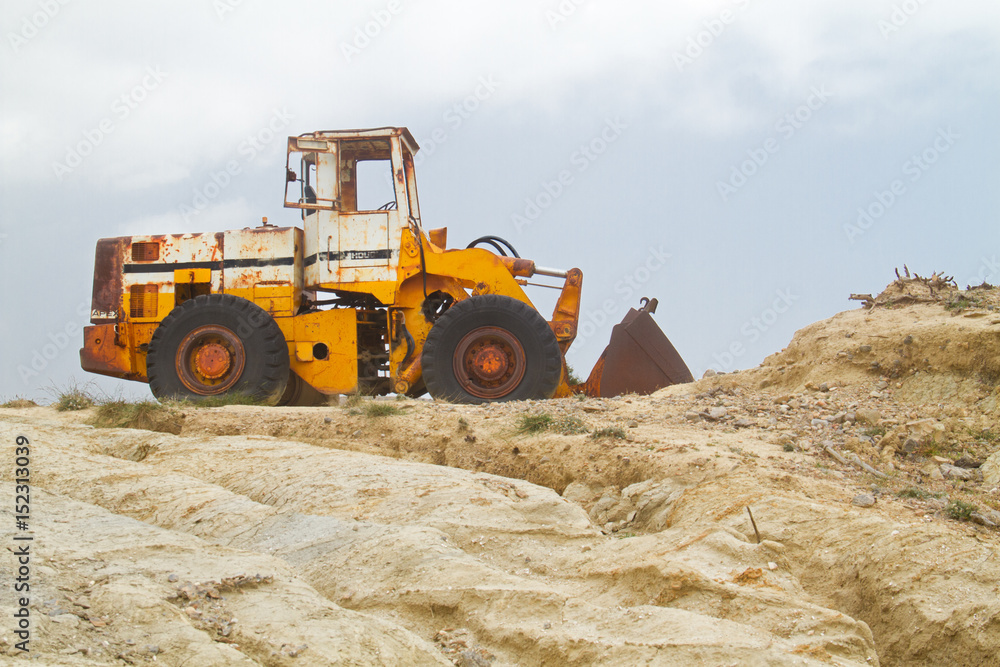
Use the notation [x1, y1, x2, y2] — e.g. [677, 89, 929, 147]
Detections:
[453, 326, 525, 400]
[194, 343, 231, 379]
[175, 325, 246, 395]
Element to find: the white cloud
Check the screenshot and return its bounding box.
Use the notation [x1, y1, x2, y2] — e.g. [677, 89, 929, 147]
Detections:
[3, 0, 998, 187]
[117, 197, 259, 237]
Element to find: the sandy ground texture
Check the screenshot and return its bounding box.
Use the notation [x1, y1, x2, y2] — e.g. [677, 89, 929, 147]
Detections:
[1, 276, 999, 666]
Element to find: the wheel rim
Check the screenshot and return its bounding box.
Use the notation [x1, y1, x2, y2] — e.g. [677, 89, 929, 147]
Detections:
[453, 326, 526, 399]
[175, 325, 246, 395]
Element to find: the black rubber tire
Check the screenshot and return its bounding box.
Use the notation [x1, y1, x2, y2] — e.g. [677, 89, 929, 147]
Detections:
[147, 294, 289, 404]
[404, 378, 427, 399]
[422, 295, 562, 404]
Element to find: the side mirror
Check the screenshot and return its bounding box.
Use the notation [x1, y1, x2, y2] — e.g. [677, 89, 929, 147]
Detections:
[286, 168, 297, 183]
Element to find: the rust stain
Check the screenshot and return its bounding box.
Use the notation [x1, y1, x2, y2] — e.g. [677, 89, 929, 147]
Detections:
[550, 267, 583, 350]
[497, 257, 535, 278]
[80, 324, 144, 380]
[91, 237, 128, 324]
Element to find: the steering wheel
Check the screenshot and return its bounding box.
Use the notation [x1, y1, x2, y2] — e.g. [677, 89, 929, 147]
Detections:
[376, 201, 397, 211]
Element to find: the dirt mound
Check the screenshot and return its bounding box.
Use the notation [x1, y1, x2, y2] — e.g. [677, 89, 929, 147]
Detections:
[5, 393, 1000, 666]
[2, 420, 879, 666]
[734, 276, 1000, 414]
[3, 274, 1000, 665]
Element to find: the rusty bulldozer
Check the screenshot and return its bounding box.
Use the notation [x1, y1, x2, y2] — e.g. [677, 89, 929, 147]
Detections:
[80, 127, 692, 404]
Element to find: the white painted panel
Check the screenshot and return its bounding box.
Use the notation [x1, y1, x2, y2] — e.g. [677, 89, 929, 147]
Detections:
[338, 212, 390, 268]
[223, 227, 299, 290]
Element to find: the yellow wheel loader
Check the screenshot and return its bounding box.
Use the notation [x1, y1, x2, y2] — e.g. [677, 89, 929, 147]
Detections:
[80, 127, 692, 404]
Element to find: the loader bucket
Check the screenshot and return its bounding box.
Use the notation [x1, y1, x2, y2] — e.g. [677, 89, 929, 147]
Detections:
[574, 298, 693, 398]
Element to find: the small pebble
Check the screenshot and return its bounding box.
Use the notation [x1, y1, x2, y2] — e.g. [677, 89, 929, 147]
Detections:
[852, 494, 876, 507]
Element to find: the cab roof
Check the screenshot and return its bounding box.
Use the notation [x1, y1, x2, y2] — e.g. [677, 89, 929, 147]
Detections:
[298, 127, 419, 154]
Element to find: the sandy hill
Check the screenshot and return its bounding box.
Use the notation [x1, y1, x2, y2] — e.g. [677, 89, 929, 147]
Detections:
[1, 275, 998, 666]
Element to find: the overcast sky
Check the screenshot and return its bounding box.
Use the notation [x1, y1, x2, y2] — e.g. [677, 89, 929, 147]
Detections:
[1, 0, 998, 401]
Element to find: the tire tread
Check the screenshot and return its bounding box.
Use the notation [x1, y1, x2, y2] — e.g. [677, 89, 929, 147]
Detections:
[147, 294, 288, 403]
[422, 294, 561, 404]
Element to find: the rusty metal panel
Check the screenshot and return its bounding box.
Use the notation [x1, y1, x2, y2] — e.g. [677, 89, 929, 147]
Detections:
[121, 233, 224, 317]
[222, 227, 300, 291]
[129, 232, 221, 265]
[130, 241, 160, 262]
[91, 237, 128, 324]
[128, 284, 159, 318]
[80, 324, 141, 380]
[297, 127, 419, 154]
[578, 302, 693, 397]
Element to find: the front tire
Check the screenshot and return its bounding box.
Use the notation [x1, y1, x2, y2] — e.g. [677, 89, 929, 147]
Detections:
[147, 294, 289, 404]
[421, 295, 562, 404]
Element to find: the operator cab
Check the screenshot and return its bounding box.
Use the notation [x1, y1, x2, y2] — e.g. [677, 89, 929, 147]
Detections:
[283, 127, 422, 292]
[284, 128, 420, 220]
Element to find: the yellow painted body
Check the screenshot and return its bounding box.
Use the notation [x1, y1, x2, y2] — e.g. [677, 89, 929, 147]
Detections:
[88, 226, 579, 397]
[81, 127, 584, 401]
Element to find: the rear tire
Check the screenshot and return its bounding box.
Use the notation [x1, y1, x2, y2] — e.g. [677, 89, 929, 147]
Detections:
[277, 371, 328, 406]
[147, 294, 289, 404]
[422, 295, 561, 404]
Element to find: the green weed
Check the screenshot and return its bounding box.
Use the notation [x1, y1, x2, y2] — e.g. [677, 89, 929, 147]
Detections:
[945, 500, 977, 522]
[896, 487, 932, 500]
[556, 415, 589, 435]
[171, 392, 269, 408]
[92, 400, 172, 430]
[590, 427, 627, 440]
[362, 402, 402, 418]
[52, 383, 96, 411]
[1, 397, 38, 408]
[518, 413, 555, 434]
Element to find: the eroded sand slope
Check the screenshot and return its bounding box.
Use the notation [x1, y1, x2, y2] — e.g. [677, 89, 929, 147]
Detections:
[2, 278, 999, 665]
